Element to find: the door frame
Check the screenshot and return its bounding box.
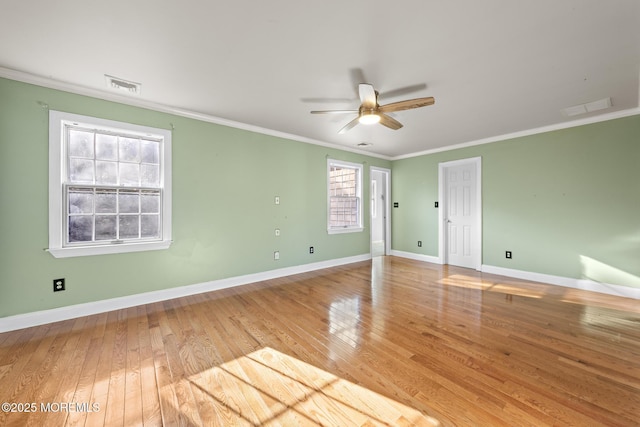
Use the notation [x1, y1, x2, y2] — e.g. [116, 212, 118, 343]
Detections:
[370, 166, 391, 256]
[438, 157, 482, 270]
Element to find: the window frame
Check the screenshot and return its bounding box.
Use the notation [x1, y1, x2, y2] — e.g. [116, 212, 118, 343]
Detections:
[48, 110, 172, 258]
[327, 159, 364, 234]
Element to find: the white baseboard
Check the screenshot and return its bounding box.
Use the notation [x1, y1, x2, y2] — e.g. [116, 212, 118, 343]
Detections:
[0, 254, 371, 333]
[481, 265, 640, 300]
[390, 250, 441, 265]
[389, 250, 640, 300]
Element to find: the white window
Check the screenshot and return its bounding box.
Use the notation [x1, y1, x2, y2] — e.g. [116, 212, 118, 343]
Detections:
[48, 111, 172, 258]
[327, 159, 363, 234]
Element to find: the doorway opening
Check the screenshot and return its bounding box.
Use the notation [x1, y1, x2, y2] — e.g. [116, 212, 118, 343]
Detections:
[370, 167, 391, 257]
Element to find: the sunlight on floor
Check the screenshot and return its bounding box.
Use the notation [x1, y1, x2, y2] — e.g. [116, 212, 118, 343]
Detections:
[162, 347, 440, 426]
[438, 275, 544, 299]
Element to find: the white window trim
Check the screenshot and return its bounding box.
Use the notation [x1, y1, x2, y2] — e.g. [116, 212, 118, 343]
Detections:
[327, 159, 364, 234]
[48, 110, 172, 258]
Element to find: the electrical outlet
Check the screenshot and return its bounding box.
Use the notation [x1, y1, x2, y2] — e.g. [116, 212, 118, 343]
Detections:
[275, 228, 280, 236]
[309, 246, 314, 254]
[53, 278, 65, 292]
[274, 196, 280, 205]
[274, 251, 280, 260]
[506, 251, 512, 259]
[418, 241, 422, 247]
[434, 201, 439, 208]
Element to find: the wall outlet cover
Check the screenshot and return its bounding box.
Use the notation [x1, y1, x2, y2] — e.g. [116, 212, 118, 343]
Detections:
[53, 278, 65, 292]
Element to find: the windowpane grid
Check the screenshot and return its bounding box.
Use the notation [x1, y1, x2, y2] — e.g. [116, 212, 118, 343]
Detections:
[328, 163, 361, 230]
[67, 187, 161, 244]
[67, 127, 161, 188]
[65, 125, 162, 246]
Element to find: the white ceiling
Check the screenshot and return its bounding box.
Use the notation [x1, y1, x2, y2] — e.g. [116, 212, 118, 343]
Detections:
[1, 0, 639, 158]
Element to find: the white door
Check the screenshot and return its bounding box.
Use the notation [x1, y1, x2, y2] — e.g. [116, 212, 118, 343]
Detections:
[440, 158, 481, 269]
[370, 168, 390, 257]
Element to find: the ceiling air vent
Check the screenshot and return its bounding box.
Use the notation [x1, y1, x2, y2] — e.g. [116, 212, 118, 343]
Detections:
[105, 75, 141, 95]
[562, 97, 611, 117]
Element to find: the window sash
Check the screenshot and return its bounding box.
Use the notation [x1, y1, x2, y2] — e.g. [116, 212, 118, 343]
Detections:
[65, 125, 162, 188]
[48, 110, 172, 258]
[63, 124, 164, 247]
[64, 185, 162, 246]
[329, 196, 360, 228]
[327, 160, 363, 232]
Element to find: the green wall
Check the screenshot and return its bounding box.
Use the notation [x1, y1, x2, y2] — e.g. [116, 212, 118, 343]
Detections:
[2, 75, 638, 319]
[0, 77, 390, 317]
[391, 115, 640, 289]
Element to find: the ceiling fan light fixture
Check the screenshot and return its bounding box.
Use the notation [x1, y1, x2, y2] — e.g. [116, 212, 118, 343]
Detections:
[311, 81, 434, 133]
[358, 112, 381, 125]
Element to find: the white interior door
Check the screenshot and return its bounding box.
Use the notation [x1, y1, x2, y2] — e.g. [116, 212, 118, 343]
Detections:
[439, 158, 481, 269]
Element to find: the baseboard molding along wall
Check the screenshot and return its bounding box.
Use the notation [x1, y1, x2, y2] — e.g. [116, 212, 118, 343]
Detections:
[3, 252, 638, 333]
[481, 265, 640, 300]
[390, 250, 640, 300]
[390, 250, 441, 265]
[0, 254, 371, 333]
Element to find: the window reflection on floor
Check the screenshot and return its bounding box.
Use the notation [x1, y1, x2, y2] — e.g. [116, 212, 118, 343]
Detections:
[329, 297, 361, 348]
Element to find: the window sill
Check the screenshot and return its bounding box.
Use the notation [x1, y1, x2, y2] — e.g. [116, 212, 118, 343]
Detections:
[327, 227, 364, 235]
[48, 240, 172, 258]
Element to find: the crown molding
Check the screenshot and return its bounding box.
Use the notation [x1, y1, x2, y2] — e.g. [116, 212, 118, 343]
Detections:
[0, 66, 392, 161]
[3, 66, 636, 163]
[392, 107, 640, 161]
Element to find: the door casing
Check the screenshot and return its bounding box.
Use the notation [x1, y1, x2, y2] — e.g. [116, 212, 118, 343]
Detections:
[370, 166, 391, 256]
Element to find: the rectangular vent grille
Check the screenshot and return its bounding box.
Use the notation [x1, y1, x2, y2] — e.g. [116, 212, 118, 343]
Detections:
[562, 97, 611, 117]
[105, 75, 141, 95]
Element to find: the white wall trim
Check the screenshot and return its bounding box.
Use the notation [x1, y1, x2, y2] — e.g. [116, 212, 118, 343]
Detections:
[392, 108, 640, 160]
[390, 250, 441, 265]
[482, 265, 640, 300]
[4, 66, 639, 163]
[0, 254, 371, 333]
[389, 251, 640, 300]
[0, 67, 391, 161]
[3, 253, 637, 333]
[370, 166, 392, 256]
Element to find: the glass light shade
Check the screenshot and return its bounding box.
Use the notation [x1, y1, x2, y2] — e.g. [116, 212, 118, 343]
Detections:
[358, 113, 381, 125]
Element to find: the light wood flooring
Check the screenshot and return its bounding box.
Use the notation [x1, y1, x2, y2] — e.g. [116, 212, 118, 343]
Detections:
[1, 256, 639, 426]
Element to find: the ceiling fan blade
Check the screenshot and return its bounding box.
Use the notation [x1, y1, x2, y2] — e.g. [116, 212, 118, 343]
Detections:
[378, 113, 403, 130]
[359, 84, 377, 108]
[379, 83, 427, 100]
[338, 117, 361, 134]
[310, 109, 359, 114]
[379, 97, 435, 113]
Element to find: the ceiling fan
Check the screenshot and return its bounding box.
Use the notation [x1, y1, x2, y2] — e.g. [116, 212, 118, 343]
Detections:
[310, 83, 435, 134]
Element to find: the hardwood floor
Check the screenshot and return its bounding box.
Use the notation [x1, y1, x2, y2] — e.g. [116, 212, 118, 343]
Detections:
[1, 256, 638, 426]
